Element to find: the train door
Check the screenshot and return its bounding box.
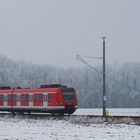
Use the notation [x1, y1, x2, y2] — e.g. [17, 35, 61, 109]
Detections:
[12, 94, 17, 107]
[16, 94, 20, 108]
[48, 93, 56, 106]
[7, 94, 10, 107]
[33, 93, 43, 107]
[29, 93, 33, 108]
[0, 94, 4, 107]
[7, 94, 17, 107]
[38, 93, 43, 106]
[20, 94, 29, 107]
[4, 94, 7, 108]
[53, 93, 56, 106]
[33, 93, 38, 107]
[43, 92, 48, 108]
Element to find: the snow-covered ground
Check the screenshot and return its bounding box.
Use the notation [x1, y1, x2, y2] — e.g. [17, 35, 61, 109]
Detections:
[74, 108, 140, 116]
[0, 109, 140, 140]
[0, 114, 140, 140]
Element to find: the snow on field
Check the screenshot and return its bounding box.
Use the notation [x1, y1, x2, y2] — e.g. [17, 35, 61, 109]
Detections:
[0, 114, 140, 140]
[74, 108, 140, 116]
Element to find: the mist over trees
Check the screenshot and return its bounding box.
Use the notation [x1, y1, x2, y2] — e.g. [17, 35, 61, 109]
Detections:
[0, 55, 140, 108]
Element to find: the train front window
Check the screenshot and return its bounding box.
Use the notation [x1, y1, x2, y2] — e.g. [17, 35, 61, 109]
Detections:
[62, 92, 74, 103]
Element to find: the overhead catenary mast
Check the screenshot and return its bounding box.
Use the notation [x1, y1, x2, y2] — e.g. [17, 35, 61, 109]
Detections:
[76, 36, 107, 117]
[102, 36, 106, 117]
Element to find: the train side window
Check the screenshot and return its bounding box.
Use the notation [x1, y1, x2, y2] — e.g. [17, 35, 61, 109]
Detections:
[21, 95, 25, 102]
[8, 95, 11, 102]
[20, 95, 28, 102]
[13, 95, 17, 102]
[33, 95, 37, 102]
[25, 95, 28, 102]
[29, 95, 32, 102]
[48, 94, 52, 102]
[0, 95, 3, 102]
[39, 95, 43, 102]
[4, 96, 7, 102]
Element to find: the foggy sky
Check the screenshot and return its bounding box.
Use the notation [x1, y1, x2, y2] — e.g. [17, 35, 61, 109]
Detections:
[0, 0, 140, 68]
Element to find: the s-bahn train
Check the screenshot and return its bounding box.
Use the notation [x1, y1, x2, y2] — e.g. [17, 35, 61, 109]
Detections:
[0, 84, 78, 115]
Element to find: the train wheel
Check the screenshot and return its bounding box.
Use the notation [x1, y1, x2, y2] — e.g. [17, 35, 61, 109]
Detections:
[12, 111, 15, 115]
[59, 113, 64, 116]
[28, 111, 31, 115]
[51, 113, 55, 116]
[68, 112, 73, 116]
[19, 111, 24, 115]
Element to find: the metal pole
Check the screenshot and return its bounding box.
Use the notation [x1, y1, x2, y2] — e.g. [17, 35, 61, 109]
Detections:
[102, 36, 106, 117]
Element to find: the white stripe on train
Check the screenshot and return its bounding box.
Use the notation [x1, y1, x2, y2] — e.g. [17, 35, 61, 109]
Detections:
[0, 106, 65, 109]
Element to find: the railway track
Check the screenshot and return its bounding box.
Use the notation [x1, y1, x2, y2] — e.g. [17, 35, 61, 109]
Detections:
[0, 112, 140, 118]
[0, 112, 140, 125]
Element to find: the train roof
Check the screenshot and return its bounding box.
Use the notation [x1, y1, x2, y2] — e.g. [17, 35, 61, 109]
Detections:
[0, 84, 74, 93]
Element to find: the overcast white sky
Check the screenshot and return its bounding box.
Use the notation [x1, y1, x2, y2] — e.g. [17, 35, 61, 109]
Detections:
[0, 0, 140, 68]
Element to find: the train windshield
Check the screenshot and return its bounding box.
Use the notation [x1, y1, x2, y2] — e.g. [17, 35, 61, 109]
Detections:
[62, 89, 74, 103]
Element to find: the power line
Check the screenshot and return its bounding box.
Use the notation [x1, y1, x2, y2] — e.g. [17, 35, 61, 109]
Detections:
[76, 55, 101, 75]
[77, 54, 103, 60]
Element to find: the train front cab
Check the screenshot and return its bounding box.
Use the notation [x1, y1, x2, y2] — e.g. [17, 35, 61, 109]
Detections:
[61, 88, 78, 115]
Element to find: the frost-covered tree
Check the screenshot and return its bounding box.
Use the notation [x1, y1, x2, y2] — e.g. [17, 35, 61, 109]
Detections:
[0, 55, 140, 108]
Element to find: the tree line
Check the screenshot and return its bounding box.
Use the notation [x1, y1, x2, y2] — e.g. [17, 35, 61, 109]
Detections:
[0, 55, 140, 108]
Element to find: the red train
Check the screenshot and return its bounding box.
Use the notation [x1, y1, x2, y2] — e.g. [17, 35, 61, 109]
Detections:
[0, 84, 78, 115]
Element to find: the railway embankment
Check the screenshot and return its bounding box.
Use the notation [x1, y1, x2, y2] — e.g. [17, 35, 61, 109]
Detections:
[0, 112, 140, 125]
[68, 115, 140, 125]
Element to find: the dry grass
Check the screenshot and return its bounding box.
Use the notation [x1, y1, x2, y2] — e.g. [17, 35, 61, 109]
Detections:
[66, 116, 140, 125]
